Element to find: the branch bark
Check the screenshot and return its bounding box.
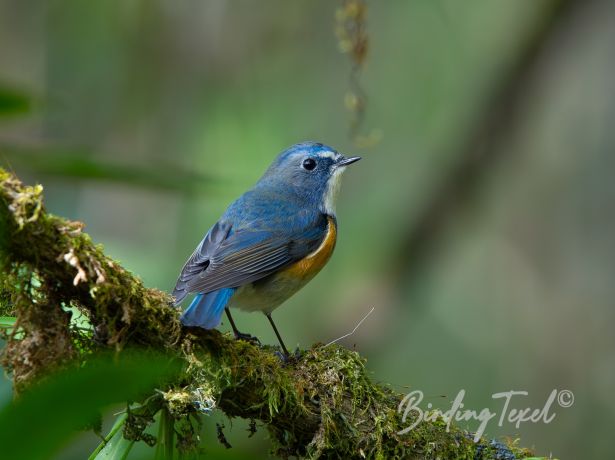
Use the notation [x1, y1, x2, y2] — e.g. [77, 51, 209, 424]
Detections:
[0, 168, 537, 459]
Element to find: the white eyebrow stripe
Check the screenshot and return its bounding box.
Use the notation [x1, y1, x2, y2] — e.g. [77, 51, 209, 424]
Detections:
[318, 150, 340, 160]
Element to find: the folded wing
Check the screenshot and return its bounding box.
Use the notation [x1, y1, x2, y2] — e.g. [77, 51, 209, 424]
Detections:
[172, 213, 327, 304]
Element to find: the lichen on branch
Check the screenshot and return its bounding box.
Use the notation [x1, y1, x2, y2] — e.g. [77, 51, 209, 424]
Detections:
[0, 168, 535, 459]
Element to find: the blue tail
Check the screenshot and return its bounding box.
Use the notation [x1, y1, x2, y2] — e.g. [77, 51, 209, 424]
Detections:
[180, 288, 236, 329]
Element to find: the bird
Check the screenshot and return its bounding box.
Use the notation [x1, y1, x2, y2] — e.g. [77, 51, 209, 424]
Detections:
[172, 141, 360, 356]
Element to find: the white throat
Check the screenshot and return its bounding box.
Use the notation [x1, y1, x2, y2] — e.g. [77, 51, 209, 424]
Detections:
[321, 166, 346, 215]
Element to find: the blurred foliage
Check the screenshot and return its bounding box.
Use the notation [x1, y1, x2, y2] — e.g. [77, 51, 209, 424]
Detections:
[0, 352, 180, 460]
[0, 85, 30, 118]
[0, 144, 215, 194]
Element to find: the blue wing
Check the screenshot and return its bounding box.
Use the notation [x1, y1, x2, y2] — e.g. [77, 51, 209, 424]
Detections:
[172, 196, 327, 303]
[172, 220, 232, 304]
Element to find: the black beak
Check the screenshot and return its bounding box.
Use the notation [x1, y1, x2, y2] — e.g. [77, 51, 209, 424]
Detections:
[336, 156, 362, 167]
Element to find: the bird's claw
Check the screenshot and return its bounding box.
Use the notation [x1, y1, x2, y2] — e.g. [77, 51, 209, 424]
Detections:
[234, 331, 261, 346]
[274, 348, 302, 364]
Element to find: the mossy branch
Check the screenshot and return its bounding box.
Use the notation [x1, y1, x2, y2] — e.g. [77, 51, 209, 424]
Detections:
[0, 168, 537, 459]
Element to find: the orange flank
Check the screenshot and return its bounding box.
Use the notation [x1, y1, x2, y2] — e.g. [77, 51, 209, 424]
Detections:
[283, 215, 337, 281]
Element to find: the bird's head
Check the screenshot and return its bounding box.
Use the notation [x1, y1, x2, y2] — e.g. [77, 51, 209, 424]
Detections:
[257, 142, 361, 215]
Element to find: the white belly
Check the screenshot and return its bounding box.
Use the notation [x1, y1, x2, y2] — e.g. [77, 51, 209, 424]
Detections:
[227, 273, 310, 314]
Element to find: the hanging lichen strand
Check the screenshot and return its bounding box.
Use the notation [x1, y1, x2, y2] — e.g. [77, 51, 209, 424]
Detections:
[335, 0, 380, 147]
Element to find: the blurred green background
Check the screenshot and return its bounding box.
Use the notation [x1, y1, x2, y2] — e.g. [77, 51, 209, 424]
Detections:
[1, 0, 614, 458]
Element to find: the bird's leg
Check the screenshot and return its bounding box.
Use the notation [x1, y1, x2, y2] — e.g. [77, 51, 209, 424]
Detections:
[265, 312, 290, 357]
[225, 308, 260, 344]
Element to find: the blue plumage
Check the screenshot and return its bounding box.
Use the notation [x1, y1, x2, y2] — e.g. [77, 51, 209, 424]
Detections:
[180, 288, 236, 329]
[172, 142, 360, 355]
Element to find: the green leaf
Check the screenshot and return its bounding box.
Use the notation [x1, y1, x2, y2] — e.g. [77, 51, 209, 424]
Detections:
[0, 316, 16, 329]
[90, 414, 135, 460]
[155, 408, 174, 460]
[0, 352, 180, 460]
[95, 428, 135, 460]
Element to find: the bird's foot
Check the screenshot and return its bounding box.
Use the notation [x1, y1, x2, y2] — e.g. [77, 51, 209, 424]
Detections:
[274, 348, 302, 364]
[234, 331, 261, 346]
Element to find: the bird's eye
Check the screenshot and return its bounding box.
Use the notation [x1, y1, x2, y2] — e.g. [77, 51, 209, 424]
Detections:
[302, 158, 317, 171]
